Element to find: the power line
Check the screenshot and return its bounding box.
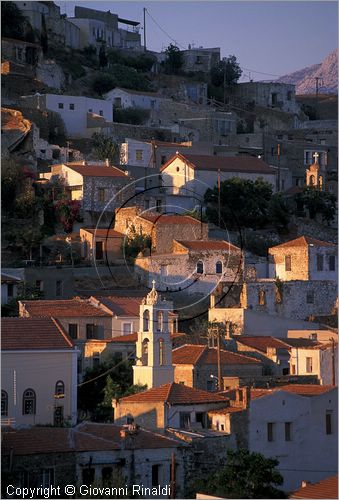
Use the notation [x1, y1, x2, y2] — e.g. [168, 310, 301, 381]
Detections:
[77, 352, 135, 388]
[145, 8, 187, 50]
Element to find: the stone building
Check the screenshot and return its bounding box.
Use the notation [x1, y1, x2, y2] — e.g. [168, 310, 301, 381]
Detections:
[114, 207, 208, 253]
[181, 47, 220, 74]
[135, 239, 243, 296]
[41, 162, 134, 225]
[268, 236, 337, 281]
[1, 317, 78, 427]
[80, 227, 125, 262]
[235, 336, 291, 375]
[232, 82, 299, 114]
[172, 344, 262, 390]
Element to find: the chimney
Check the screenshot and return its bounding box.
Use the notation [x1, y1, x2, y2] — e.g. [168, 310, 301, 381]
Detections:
[105, 158, 109, 167]
[301, 481, 309, 488]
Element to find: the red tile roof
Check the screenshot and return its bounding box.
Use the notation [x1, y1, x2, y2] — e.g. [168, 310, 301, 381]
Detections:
[175, 240, 240, 251]
[1, 317, 73, 350]
[208, 406, 245, 414]
[120, 382, 228, 404]
[290, 476, 338, 499]
[172, 344, 261, 365]
[237, 336, 291, 353]
[92, 296, 142, 316]
[281, 338, 323, 349]
[65, 164, 128, 177]
[276, 384, 335, 396]
[250, 388, 274, 400]
[109, 332, 185, 343]
[270, 236, 336, 249]
[160, 152, 276, 174]
[81, 228, 124, 238]
[21, 298, 113, 318]
[140, 213, 201, 226]
[1, 424, 182, 456]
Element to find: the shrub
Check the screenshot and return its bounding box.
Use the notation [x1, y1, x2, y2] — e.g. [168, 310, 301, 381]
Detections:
[114, 107, 150, 125]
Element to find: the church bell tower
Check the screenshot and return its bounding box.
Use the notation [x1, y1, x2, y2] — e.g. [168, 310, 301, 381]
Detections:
[133, 281, 174, 389]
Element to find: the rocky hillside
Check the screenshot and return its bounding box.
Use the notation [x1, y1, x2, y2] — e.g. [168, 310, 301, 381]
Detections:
[278, 49, 337, 95]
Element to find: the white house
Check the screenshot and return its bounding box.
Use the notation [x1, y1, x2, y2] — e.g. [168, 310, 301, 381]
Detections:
[1, 273, 21, 305]
[160, 152, 277, 211]
[20, 94, 113, 138]
[120, 138, 192, 169]
[249, 385, 337, 491]
[105, 87, 163, 111]
[1, 317, 78, 427]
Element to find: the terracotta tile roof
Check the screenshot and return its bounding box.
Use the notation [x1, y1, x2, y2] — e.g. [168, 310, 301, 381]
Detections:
[65, 164, 128, 177]
[21, 298, 113, 318]
[1, 273, 21, 284]
[92, 296, 142, 316]
[208, 406, 245, 414]
[276, 384, 336, 396]
[270, 236, 336, 249]
[140, 214, 201, 226]
[120, 382, 228, 404]
[250, 388, 274, 400]
[175, 240, 240, 251]
[290, 475, 338, 499]
[1, 424, 182, 456]
[160, 152, 275, 174]
[281, 338, 323, 349]
[109, 332, 185, 343]
[1, 317, 73, 350]
[81, 228, 124, 238]
[237, 336, 291, 353]
[172, 345, 261, 365]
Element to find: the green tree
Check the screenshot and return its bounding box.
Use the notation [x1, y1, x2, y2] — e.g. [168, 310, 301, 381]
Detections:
[297, 187, 336, 222]
[210, 55, 242, 87]
[196, 449, 286, 499]
[204, 178, 273, 229]
[92, 133, 118, 163]
[122, 224, 152, 261]
[1, 160, 24, 213]
[268, 193, 290, 232]
[99, 43, 108, 68]
[40, 13, 48, 53]
[164, 44, 184, 74]
[92, 73, 116, 95]
[113, 107, 150, 125]
[1, 2, 27, 40]
[8, 225, 43, 261]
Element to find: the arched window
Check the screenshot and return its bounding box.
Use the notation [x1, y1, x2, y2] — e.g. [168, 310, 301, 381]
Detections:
[196, 261, 204, 274]
[1, 390, 8, 416]
[216, 261, 222, 274]
[142, 339, 149, 366]
[143, 310, 150, 332]
[55, 381, 65, 398]
[159, 339, 164, 366]
[157, 311, 163, 332]
[309, 174, 315, 186]
[23, 389, 36, 415]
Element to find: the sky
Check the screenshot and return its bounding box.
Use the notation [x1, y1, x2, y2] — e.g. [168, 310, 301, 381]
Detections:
[55, 1, 338, 81]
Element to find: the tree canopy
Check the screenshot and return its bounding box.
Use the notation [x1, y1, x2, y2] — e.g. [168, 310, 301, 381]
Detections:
[92, 133, 118, 163]
[210, 55, 242, 87]
[164, 44, 184, 74]
[196, 449, 286, 499]
[297, 187, 336, 222]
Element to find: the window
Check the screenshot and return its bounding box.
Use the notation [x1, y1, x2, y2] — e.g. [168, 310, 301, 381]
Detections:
[99, 110, 103, 116]
[285, 255, 291, 271]
[135, 149, 143, 161]
[82, 468, 95, 486]
[98, 188, 106, 202]
[92, 352, 100, 369]
[317, 254, 324, 271]
[122, 323, 132, 335]
[35, 280, 43, 292]
[102, 467, 113, 483]
[55, 381, 65, 397]
[159, 339, 164, 366]
[285, 422, 292, 441]
[267, 422, 275, 442]
[206, 380, 215, 391]
[161, 155, 166, 165]
[157, 311, 163, 332]
[68, 324, 78, 339]
[56, 280, 63, 297]
[326, 411, 332, 435]
[152, 465, 160, 487]
[287, 91, 292, 101]
[196, 412, 206, 428]
[58, 103, 64, 109]
[86, 324, 96, 339]
[216, 261, 222, 274]
[306, 357, 313, 373]
[306, 291, 314, 304]
[88, 108, 93, 112]
[180, 412, 191, 429]
[156, 199, 162, 212]
[1, 390, 8, 416]
[196, 261, 204, 274]
[23, 389, 36, 415]
[95, 241, 103, 260]
[329, 255, 336, 271]
[258, 290, 266, 306]
[69, 103, 75, 110]
[39, 468, 55, 488]
[142, 339, 149, 366]
[7, 284, 14, 298]
[143, 310, 150, 332]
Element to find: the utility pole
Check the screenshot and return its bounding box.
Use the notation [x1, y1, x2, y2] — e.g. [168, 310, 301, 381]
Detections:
[208, 322, 225, 391]
[217, 168, 221, 227]
[143, 7, 147, 52]
[277, 143, 281, 192]
[223, 58, 226, 109]
[331, 337, 336, 386]
[315, 77, 323, 116]
[170, 452, 176, 498]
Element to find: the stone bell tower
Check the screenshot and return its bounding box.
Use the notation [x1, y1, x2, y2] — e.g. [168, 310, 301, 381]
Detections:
[133, 280, 174, 389]
[306, 152, 325, 190]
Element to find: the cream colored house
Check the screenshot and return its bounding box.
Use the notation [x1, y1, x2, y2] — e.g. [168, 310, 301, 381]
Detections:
[80, 228, 125, 262]
[1, 317, 78, 427]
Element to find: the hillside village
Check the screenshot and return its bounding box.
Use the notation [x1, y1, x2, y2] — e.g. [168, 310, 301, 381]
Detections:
[1, 2, 338, 499]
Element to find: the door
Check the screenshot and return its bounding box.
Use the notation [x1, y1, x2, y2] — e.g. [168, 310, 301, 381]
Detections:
[95, 241, 103, 260]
